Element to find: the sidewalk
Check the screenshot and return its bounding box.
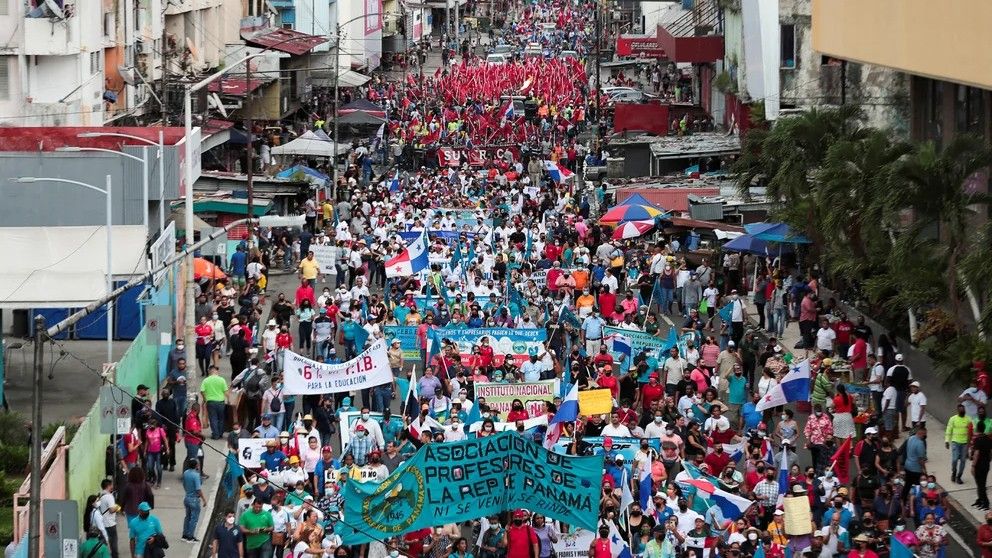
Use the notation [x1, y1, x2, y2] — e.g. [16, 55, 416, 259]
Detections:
[737, 298, 982, 553]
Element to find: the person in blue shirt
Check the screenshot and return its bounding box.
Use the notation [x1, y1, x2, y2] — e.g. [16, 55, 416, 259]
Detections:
[259, 440, 288, 471]
[128, 502, 163, 558]
[381, 409, 403, 445]
[312, 447, 340, 496]
[581, 311, 606, 355]
[339, 317, 359, 360]
[741, 392, 763, 431]
[821, 495, 854, 529]
[182, 458, 207, 542]
[229, 245, 248, 287]
[605, 455, 626, 487]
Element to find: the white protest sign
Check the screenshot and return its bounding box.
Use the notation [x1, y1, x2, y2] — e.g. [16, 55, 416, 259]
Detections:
[552, 529, 596, 558]
[310, 244, 338, 275]
[238, 438, 275, 468]
[283, 339, 393, 395]
[468, 414, 548, 433]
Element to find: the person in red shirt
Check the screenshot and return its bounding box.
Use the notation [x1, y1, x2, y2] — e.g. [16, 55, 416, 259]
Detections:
[477, 337, 495, 371]
[404, 527, 431, 558]
[184, 402, 205, 474]
[597, 365, 619, 401]
[616, 403, 638, 425]
[598, 287, 618, 322]
[416, 315, 435, 366]
[977, 510, 992, 558]
[505, 509, 539, 558]
[704, 442, 732, 473]
[194, 317, 215, 375]
[833, 313, 854, 357]
[506, 399, 530, 422]
[592, 346, 614, 368]
[295, 279, 315, 308]
[849, 335, 868, 380]
[276, 326, 293, 350]
[640, 373, 664, 412]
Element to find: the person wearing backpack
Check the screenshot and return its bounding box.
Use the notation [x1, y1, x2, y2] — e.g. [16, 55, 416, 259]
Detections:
[261, 377, 286, 432]
[505, 510, 539, 558]
[234, 358, 270, 430]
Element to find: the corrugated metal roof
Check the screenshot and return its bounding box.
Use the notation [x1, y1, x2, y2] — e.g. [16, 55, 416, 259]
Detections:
[242, 27, 327, 55]
[207, 77, 269, 96]
[0, 127, 187, 151]
[617, 187, 721, 212]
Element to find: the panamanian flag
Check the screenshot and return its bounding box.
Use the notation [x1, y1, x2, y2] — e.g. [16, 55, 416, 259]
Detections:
[755, 360, 811, 412]
[502, 102, 515, 120]
[389, 170, 401, 192]
[385, 230, 429, 278]
[543, 160, 574, 182]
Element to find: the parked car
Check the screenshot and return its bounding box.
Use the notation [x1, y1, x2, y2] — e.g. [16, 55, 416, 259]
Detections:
[486, 53, 509, 65]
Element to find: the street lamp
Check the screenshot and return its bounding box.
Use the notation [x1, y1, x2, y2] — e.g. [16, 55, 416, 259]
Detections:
[56, 146, 149, 236]
[10, 174, 112, 558]
[78, 131, 167, 237]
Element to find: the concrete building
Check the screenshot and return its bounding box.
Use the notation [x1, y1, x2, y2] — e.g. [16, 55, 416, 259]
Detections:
[719, 0, 908, 133]
[812, 0, 991, 144]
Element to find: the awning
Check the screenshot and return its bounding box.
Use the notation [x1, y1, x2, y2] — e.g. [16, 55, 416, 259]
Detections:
[311, 69, 372, 88]
[242, 27, 327, 55]
[207, 77, 269, 96]
[0, 226, 149, 309]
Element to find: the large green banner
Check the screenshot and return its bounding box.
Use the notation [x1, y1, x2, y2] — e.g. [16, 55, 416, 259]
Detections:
[338, 431, 603, 543]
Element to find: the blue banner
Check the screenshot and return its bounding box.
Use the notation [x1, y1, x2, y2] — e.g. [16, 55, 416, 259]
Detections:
[434, 327, 548, 367]
[603, 327, 663, 371]
[398, 230, 478, 244]
[553, 436, 659, 476]
[339, 431, 603, 543]
[384, 326, 420, 360]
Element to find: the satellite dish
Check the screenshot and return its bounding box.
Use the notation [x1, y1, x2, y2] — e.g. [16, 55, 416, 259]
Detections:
[117, 65, 138, 86]
[208, 92, 229, 119]
[43, 0, 64, 19]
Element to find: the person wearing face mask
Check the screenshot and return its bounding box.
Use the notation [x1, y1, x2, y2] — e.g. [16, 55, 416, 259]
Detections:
[350, 407, 386, 449]
[507, 399, 530, 422]
[211, 510, 244, 558]
[505, 509, 539, 558]
[914, 512, 946, 558]
[752, 467, 780, 529]
[589, 525, 613, 558]
[803, 404, 833, 474]
[477, 418, 497, 438]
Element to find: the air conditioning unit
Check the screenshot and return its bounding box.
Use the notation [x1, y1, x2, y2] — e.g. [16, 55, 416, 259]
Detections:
[135, 40, 147, 55]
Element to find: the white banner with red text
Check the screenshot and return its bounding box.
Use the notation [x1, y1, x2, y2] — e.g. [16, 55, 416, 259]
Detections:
[283, 338, 393, 395]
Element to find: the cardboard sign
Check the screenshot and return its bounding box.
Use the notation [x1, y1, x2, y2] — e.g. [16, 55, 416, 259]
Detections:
[783, 495, 813, 535]
[578, 388, 613, 415]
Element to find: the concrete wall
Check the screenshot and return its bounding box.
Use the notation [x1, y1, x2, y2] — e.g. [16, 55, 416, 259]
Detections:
[812, 0, 992, 91]
[0, 145, 182, 228]
[67, 401, 110, 530]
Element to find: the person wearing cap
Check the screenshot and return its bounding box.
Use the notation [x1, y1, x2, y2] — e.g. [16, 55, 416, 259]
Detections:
[344, 423, 377, 466]
[258, 440, 287, 472]
[254, 412, 279, 439]
[127, 501, 164, 558]
[885, 353, 913, 432]
[350, 407, 385, 448]
[506, 509, 539, 558]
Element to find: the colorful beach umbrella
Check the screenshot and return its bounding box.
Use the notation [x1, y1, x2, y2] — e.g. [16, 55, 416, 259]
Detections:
[611, 219, 655, 240]
[599, 204, 666, 225]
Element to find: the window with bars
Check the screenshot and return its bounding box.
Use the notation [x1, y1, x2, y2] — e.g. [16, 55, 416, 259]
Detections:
[0, 57, 10, 100]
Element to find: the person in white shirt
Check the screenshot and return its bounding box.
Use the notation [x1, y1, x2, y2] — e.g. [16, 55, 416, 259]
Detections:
[958, 379, 987, 418]
[350, 277, 370, 301]
[673, 498, 702, 533]
[600, 413, 632, 437]
[703, 408, 731, 436]
[906, 382, 928, 426]
[866, 354, 885, 412]
[815, 318, 837, 355]
[350, 408, 385, 448]
[443, 419, 467, 442]
[643, 412, 668, 438]
[96, 479, 118, 551]
[880, 379, 899, 434]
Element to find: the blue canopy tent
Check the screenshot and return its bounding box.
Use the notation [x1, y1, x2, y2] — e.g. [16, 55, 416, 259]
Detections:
[276, 165, 330, 186]
[618, 193, 665, 213]
[722, 234, 794, 255]
[744, 222, 812, 244]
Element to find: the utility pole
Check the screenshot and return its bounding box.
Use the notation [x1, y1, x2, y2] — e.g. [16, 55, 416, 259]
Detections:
[161, 19, 169, 123]
[595, 1, 602, 138]
[246, 60, 255, 241]
[332, 23, 341, 201]
[27, 315, 44, 558]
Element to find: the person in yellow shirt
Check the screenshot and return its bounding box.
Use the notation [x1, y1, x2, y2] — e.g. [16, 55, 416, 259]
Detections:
[298, 251, 322, 287]
[321, 200, 334, 228]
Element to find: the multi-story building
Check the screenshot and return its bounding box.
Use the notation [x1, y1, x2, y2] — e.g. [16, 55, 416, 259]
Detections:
[812, 0, 991, 143]
[719, 0, 907, 133]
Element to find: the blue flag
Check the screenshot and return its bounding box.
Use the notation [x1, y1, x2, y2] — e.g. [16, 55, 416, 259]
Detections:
[718, 303, 734, 324]
[451, 239, 463, 270]
[651, 276, 664, 308]
[559, 305, 582, 329]
[507, 282, 525, 318]
[353, 323, 370, 352]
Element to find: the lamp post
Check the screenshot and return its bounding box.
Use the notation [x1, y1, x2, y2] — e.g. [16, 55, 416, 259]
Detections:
[11, 174, 113, 558]
[78, 131, 166, 236]
[57, 147, 149, 236]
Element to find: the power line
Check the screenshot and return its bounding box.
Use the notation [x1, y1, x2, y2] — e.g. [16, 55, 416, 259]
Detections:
[46, 337, 412, 550]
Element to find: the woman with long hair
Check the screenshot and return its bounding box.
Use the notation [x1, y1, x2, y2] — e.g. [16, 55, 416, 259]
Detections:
[83, 494, 109, 543]
[832, 383, 856, 442]
[119, 466, 154, 524]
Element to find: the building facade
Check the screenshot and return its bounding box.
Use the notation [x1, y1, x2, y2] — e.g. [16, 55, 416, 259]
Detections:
[812, 0, 992, 144]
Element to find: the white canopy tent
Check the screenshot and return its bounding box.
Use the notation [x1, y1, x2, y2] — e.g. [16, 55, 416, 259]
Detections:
[271, 130, 348, 158]
[0, 225, 149, 308]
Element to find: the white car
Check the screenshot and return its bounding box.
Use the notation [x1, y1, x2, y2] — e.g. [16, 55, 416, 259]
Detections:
[486, 53, 509, 65]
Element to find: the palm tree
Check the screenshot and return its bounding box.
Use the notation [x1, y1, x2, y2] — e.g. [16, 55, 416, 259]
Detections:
[889, 135, 992, 326]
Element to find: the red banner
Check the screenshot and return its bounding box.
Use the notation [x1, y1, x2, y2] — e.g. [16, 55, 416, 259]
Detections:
[437, 145, 522, 167]
[616, 34, 666, 58]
